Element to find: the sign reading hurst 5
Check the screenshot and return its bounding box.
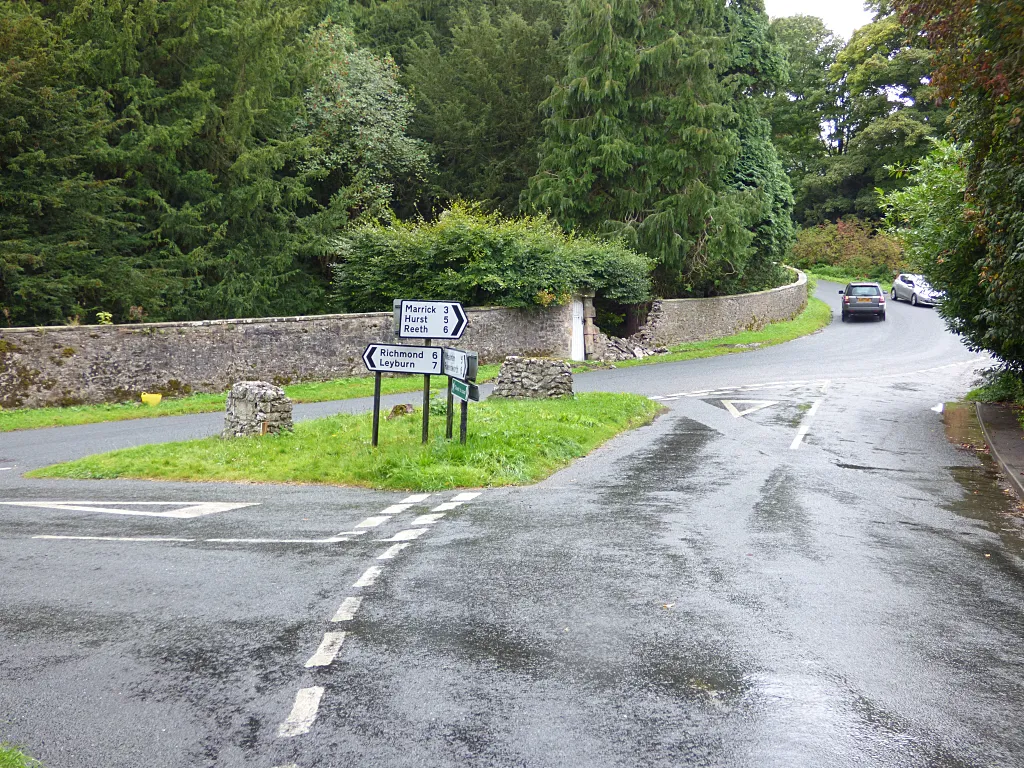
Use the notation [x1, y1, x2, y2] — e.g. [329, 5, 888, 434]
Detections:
[393, 300, 467, 340]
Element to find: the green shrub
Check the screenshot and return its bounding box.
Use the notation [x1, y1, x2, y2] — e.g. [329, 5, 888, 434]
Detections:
[789, 218, 905, 281]
[330, 203, 654, 312]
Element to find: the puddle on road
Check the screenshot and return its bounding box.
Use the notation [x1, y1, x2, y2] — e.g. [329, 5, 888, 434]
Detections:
[943, 403, 1024, 556]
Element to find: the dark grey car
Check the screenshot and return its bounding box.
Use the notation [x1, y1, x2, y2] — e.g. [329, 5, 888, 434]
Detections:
[839, 282, 886, 322]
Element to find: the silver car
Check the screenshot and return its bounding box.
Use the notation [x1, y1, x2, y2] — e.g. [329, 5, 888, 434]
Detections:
[891, 273, 942, 306]
[839, 282, 886, 322]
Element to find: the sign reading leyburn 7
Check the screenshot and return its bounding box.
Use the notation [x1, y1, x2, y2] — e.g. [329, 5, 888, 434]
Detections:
[393, 300, 467, 339]
[362, 344, 442, 375]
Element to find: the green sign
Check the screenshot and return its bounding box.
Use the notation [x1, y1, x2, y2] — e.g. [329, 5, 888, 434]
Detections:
[450, 378, 480, 402]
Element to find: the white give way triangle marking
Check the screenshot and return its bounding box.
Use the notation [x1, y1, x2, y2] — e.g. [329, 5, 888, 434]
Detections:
[721, 400, 779, 418]
[0, 501, 258, 518]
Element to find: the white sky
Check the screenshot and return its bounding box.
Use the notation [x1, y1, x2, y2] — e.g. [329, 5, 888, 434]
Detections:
[763, 0, 873, 40]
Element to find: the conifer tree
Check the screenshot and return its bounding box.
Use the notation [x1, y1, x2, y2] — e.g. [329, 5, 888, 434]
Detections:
[527, 0, 751, 297]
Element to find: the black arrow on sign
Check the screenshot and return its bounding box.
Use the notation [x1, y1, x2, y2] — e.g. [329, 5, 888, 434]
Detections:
[362, 344, 378, 370]
[451, 304, 467, 338]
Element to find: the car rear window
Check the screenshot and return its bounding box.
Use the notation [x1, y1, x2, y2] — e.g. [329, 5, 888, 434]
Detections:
[848, 285, 880, 296]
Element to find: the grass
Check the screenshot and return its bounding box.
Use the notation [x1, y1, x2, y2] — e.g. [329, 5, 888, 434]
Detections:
[805, 267, 894, 292]
[0, 745, 43, 768]
[0, 365, 501, 433]
[965, 368, 1024, 430]
[28, 392, 663, 490]
[571, 296, 832, 372]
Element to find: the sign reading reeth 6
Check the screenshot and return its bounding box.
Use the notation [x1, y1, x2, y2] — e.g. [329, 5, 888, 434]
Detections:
[393, 300, 467, 339]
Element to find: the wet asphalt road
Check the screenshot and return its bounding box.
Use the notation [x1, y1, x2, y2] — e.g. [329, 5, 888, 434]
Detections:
[2, 282, 1023, 767]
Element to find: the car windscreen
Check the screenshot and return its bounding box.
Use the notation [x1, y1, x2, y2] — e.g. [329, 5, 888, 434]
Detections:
[848, 286, 880, 296]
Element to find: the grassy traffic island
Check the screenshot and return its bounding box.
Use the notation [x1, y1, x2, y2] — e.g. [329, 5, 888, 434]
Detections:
[28, 393, 663, 491]
[0, 298, 832, 433]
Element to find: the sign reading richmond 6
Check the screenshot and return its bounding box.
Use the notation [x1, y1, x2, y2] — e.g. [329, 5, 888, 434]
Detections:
[393, 300, 467, 339]
[362, 344, 442, 374]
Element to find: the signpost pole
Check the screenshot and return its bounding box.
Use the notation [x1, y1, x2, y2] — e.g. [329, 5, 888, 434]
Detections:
[460, 398, 468, 445]
[421, 339, 431, 444]
[371, 371, 382, 448]
[445, 377, 454, 439]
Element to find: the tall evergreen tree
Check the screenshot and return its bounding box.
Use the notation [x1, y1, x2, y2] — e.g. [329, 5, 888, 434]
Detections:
[527, 0, 751, 297]
[722, 0, 794, 292]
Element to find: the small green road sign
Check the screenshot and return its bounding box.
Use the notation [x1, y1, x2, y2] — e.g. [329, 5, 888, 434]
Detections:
[450, 379, 480, 402]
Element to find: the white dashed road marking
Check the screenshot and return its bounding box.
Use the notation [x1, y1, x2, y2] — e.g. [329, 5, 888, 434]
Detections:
[412, 513, 445, 525]
[331, 597, 363, 622]
[451, 492, 480, 501]
[401, 494, 431, 503]
[277, 687, 324, 738]
[0, 467, 12, 471]
[383, 528, 428, 542]
[304, 632, 346, 668]
[379, 504, 413, 515]
[931, 402, 945, 413]
[377, 543, 409, 559]
[356, 515, 390, 528]
[352, 566, 383, 588]
[430, 501, 462, 512]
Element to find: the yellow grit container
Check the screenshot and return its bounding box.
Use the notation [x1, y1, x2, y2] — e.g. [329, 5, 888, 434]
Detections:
[140, 392, 162, 406]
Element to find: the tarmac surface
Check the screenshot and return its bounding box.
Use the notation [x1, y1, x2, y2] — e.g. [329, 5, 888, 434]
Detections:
[2, 281, 1023, 768]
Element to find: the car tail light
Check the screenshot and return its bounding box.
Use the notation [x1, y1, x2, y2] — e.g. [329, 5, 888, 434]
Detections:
[843, 296, 850, 304]
[878, 295, 885, 303]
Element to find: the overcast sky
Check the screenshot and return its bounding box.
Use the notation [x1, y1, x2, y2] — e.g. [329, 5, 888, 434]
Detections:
[763, 0, 873, 40]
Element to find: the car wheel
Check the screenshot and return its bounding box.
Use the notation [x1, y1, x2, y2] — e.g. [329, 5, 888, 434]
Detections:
[911, 293, 918, 306]
[841, 312, 847, 322]
[891, 287, 898, 300]
[880, 312, 886, 321]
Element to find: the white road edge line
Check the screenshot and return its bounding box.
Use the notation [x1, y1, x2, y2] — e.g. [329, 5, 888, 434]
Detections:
[0, 467, 12, 471]
[304, 632, 346, 668]
[33, 535, 195, 542]
[277, 686, 324, 738]
[352, 565, 383, 588]
[331, 596, 363, 622]
[377, 543, 409, 559]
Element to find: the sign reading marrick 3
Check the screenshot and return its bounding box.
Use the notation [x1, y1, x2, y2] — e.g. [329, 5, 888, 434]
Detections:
[393, 299, 467, 339]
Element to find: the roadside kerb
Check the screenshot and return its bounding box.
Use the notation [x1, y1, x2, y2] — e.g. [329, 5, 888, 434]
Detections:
[975, 402, 1024, 499]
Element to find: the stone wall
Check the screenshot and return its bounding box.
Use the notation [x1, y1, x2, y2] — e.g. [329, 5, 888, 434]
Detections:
[0, 304, 573, 408]
[634, 268, 807, 348]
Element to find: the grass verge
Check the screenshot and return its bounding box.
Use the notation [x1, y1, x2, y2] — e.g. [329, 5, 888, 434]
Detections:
[572, 297, 832, 372]
[28, 392, 663, 490]
[0, 745, 43, 768]
[0, 365, 501, 433]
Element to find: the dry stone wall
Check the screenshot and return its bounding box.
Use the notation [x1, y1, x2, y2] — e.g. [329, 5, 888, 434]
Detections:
[490, 357, 574, 399]
[0, 304, 573, 408]
[222, 381, 293, 437]
[631, 268, 806, 349]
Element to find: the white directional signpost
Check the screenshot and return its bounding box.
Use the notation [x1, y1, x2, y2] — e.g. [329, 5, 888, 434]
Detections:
[442, 348, 479, 443]
[393, 300, 468, 340]
[364, 300, 478, 447]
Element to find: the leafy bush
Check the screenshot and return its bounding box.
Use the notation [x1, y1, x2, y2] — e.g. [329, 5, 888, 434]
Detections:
[789, 218, 905, 281]
[330, 204, 653, 312]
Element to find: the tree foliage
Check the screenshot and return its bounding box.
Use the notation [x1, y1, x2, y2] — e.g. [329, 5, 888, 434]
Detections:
[404, 9, 564, 214]
[526, 0, 758, 297]
[330, 203, 653, 312]
[889, 0, 1024, 370]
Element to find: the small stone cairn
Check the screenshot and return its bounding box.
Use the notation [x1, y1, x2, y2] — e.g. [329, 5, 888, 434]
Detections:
[491, 356, 573, 399]
[222, 381, 293, 438]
